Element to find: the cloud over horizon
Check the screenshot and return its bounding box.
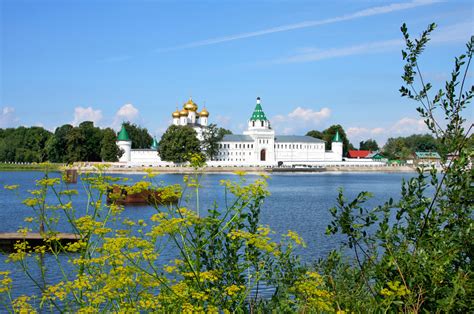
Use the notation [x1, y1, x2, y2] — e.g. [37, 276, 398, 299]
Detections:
[272, 106, 331, 135]
[113, 103, 140, 128]
[0, 107, 19, 128]
[72, 106, 103, 126]
[347, 116, 429, 147]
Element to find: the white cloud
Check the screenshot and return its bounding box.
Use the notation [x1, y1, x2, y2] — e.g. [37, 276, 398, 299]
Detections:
[288, 107, 331, 122]
[0, 106, 19, 128]
[271, 21, 473, 64]
[271, 107, 331, 135]
[72, 106, 103, 126]
[347, 117, 429, 146]
[115, 103, 139, 122]
[159, 0, 438, 51]
[391, 117, 427, 134]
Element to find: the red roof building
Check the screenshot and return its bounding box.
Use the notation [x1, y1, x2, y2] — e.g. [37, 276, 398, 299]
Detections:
[347, 150, 372, 158]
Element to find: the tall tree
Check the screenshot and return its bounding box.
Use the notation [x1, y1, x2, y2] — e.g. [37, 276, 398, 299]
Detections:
[307, 125, 352, 156]
[359, 139, 379, 151]
[46, 124, 74, 163]
[202, 124, 232, 160]
[323, 125, 351, 155]
[100, 128, 122, 161]
[123, 122, 153, 149]
[78, 121, 103, 161]
[0, 126, 52, 162]
[383, 137, 413, 160]
[65, 127, 87, 163]
[158, 125, 201, 163]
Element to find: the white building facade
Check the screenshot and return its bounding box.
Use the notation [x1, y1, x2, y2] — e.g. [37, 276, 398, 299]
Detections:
[210, 97, 342, 166]
[117, 97, 343, 166]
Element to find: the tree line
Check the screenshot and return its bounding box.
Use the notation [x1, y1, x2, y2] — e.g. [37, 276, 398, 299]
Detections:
[3, 120, 463, 163]
[0, 121, 152, 163]
[305, 124, 460, 160]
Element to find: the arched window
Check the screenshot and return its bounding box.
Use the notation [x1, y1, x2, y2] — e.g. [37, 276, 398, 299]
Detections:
[261, 121, 264, 127]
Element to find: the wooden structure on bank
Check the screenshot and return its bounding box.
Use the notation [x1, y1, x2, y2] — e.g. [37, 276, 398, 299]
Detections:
[0, 232, 80, 252]
[106, 186, 179, 205]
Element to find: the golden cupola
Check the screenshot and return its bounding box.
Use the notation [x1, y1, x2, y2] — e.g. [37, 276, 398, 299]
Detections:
[199, 107, 209, 117]
[179, 108, 189, 116]
[184, 97, 198, 111]
[172, 108, 180, 118]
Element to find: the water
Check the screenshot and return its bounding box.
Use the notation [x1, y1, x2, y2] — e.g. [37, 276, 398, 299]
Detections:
[0, 170, 415, 297]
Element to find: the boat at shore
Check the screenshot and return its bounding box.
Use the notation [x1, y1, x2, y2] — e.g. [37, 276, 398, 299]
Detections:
[106, 185, 180, 205]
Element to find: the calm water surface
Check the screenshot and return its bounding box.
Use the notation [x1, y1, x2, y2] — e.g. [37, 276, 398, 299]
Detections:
[0, 170, 415, 296]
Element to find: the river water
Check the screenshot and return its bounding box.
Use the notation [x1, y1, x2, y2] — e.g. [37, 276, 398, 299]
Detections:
[0, 170, 415, 297]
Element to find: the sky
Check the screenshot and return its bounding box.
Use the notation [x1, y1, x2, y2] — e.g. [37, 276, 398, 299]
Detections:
[1, 0, 473, 146]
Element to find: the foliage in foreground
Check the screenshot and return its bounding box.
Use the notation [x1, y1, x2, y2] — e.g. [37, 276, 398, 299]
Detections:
[1, 161, 334, 312]
[322, 23, 473, 312]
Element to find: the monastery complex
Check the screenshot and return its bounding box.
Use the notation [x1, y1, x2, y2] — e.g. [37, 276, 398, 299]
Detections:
[116, 97, 344, 167]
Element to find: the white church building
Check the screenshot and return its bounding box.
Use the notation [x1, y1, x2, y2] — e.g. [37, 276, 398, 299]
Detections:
[117, 97, 343, 166]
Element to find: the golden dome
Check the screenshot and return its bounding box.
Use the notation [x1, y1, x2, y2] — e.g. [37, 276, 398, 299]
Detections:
[179, 109, 188, 116]
[199, 108, 209, 117]
[184, 97, 198, 111]
[172, 108, 180, 118]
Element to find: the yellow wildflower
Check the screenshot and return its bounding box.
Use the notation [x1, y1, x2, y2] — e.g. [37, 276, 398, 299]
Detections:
[4, 184, 19, 190]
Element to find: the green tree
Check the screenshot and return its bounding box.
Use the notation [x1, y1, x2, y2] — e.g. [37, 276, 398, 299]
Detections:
[100, 128, 121, 161]
[383, 137, 412, 160]
[158, 125, 201, 163]
[305, 130, 324, 140]
[46, 124, 74, 163]
[65, 127, 87, 163]
[0, 126, 52, 162]
[383, 134, 438, 160]
[78, 121, 103, 161]
[123, 122, 153, 149]
[217, 127, 232, 139]
[404, 133, 438, 152]
[307, 126, 353, 155]
[202, 124, 232, 160]
[359, 139, 379, 151]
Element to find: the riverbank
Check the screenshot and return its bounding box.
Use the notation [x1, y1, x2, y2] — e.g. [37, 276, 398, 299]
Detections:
[71, 163, 416, 174]
[0, 162, 417, 174]
[0, 162, 64, 172]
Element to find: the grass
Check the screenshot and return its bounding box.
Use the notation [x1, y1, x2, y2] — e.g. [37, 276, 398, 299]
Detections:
[0, 162, 64, 172]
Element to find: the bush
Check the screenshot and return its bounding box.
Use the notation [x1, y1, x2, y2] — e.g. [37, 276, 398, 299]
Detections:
[322, 23, 473, 312]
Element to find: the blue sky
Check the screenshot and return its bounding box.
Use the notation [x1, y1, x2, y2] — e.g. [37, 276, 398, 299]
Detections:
[1, 0, 472, 145]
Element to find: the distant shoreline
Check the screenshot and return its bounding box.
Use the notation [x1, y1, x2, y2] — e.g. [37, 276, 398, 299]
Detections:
[0, 162, 417, 174]
[74, 165, 417, 174]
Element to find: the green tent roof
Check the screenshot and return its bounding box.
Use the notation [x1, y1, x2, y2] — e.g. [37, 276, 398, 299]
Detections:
[117, 124, 131, 141]
[150, 137, 158, 149]
[250, 98, 268, 121]
[332, 130, 342, 142]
